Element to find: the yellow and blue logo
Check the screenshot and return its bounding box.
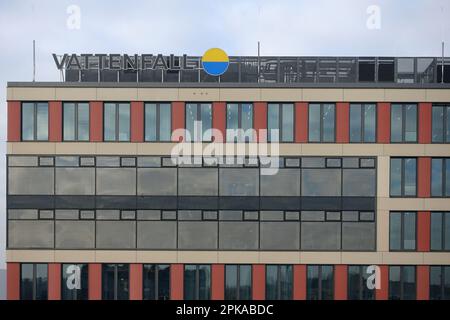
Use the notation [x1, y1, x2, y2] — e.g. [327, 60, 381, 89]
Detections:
[201, 48, 229, 76]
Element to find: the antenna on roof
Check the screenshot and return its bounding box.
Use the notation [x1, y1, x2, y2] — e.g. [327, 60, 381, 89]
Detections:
[33, 40, 36, 82]
[257, 41, 261, 83]
[441, 6, 445, 84]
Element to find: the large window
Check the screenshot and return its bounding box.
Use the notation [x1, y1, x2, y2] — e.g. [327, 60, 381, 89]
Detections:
[389, 266, 416, 300]
[267, 103, 294, 142]
[145, 103, 171, 141]
[104, 103, 130, 141]
[431, 212, 450, 251]
[307, 265, 334, 300]
[102, 264, 129, 300]
[143, 264, 170, 300]
[184, 265, 211, 300]
[390, 211, 416, 251]
[390, 104, 417, 143]
[431, 158, 450, 197]
[308, 103, 335, 142]
[225, 265, 252, 300]
[349, 103, 376, 142]
[226, 103, 253, 142]
[430, 266, 450, 300]
[266, 265, 292, 300]
[432, 105, 450, 143]
[390, 158, 417, 197]
[63, 102, 89, 141]
[61, 263, 88, 300]
[347, 265, 375, 300]
[22, 102, 48, 141]
[185, 103, 212, 142]
[20, 263, 48, 300]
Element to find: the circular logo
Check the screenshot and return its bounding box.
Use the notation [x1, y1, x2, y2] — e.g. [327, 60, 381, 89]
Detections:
[201, 48, 229, 76]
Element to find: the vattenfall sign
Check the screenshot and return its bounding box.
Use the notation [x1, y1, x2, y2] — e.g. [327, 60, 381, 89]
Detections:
[52, 48, 230, 76]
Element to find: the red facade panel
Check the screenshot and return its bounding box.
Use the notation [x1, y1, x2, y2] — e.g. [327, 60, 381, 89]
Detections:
[336, 103, 349, 143]
[7, 101, 21, 142]
[7, 263, 20, 300]
[293, 265, 306, 300]
[170, 264, 184, 300]
[417, 265, 430, 300]
[252, 264, 265, 300]
[418, 157, 431, 198]
[212, 102, 226, 142]
[48, 263, 61, 300]
[295, 102, 308, 142]
[375, 265, 389, 300]
[131, 101, 144, 142]
[334, 265, 348, 300]
[418, 102, 432, 144]
[377, 102, 390, 143]
[49, 101, 62, 142]
[88, 263, 102, 300]
[211, 264, 225, 300]
[90, 101, 103, 142]
[129, 263, 143, 300]
[418, 211, 431, 252]
[254, 102, 268, 142]
[172, 102, 185, 142]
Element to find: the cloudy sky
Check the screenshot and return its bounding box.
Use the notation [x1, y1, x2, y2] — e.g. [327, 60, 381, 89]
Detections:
[0, 0, 449, 298]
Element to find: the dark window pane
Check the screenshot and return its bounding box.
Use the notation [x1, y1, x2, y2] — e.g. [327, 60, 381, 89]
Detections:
[186, 103, 198, 142]
[78, 103, 90, 141]
[447, 107, 450, 142]
[321, 265, 334, 300]
[429, 266, 442, 300]
[36, 103, 49, 141]
[62, 264, 88, 300]
[20, 264, 34, 300]
[391, 104, 403, 142]
[63, 103, 76, 141]
[309, 104, 320, 142]
[225, 265, 238, 300]
[143, 264, 156, 300]
[104, 104, 116, 141]
[402, 266, 416, 300]
[266, 265, 278, 300]
[445, 212, 450, 250]
[239, 265, 252, 300]
[446, 159, 450, 196]
[282, 104, 294, 142]
[160, 104, 172, 142]
[364, 104, 376, 142]
[350, 104, 362, 142]
[389, 266, 401, 300]
[279, 265, 292, 300]
[404, 104, 417, 142]
[116, 264, 129, 300]
[403, 212, 416, 250]
[22, 103, 34, 140]
[431, 212, 443, 250]
[201, 104, 212, 141]
[118, 104, 130, 141]
[198, 265, 211, 300]
[35, 264, 48, 300]
[322, 104, 335, 142]
[390, 159, 402, 196]
[444, 266, 450, 299]
[145, 104, 157, 141]
[226, 104, 239, 142]
[404, 158, 416, 196]
[102, 264, 115, 300]
[432, 106, 444, 142]
[158, 265, 170, 300]
[432, 159, 443, 196]
[184, 265, 196, 300]
[307, 266, 319, 300]
[390, 212, 401, 250]
[348, 266, 361, 300]
[268, 104, 280, 142]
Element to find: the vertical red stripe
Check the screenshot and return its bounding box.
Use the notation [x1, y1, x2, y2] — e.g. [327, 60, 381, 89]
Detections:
[377, 102, 390, 143]
[131, 102, 144, 142]
[172, 102, 185, 142]
[418, 157, 431, 198]
[417, 265, 430, 300]
[419, 102, 432, 144]
[293, 265, 306, 300]
[418, 211, 431, 252]
[129, 263, 143, 300]
[334, 265, 348, 300]
[170, 264, 184, 300]
[49, 101, 62, 142]
[90, 102, 103, 142]
[88, 263, 102, 300]
[254, 102, 267, 142]
[295, 102, 308, 143]
[336, 103, 349, 143]
[375, 265, 389, 300]
[211, 264, 225, 300]
[48, 263, 61, 300]
[7, 263, 20, 300]
[212, 102, 226, 142]
[7, 101, 21, 142]
[252, 264, 265, 300]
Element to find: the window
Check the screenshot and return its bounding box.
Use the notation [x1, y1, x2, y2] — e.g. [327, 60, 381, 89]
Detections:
[22, 102, 48, 141]
[389, 266, 416, 300]
[102, 264, 129, 300]
[226, 103, 253, 142]
[104, 103, 130, 141]
[185, 103, 212, 141]
[390, 158, 417, 197]
[432, 105, 450, 143]
[225, 265, 252, 300]
[430, 266, 450, 300]
[20, 263, 48, 300]
[61, 264, 88, 300]
[308, 103, 335, 142]
[390, 104, 417, 142]
[184, 265, 211, 300]
[143, 264, 170, 300]
[307, 265, 334, 300]
[349, 104, 376, 142]
[390, 212, 416, 251]
[347, 265, 375, 300]
[431, 158, 450, 197]
[267, 103, 294, 142]
[265, 265, 292, 300]
[145, 103, 171, 141]
[431, 212, 450, 251]
[63, 102, 89, 141]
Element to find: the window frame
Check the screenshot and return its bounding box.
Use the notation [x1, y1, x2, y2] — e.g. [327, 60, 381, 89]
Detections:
[388, 265, 416, 300]
[347, 265, 375, 300]
[307, 103, 336, 143]
[20, 263, 48, 300]
[224, 264, 253, 300]
[144, 102, 172, 142]
[390, 157, 417, 197]
[225, 102, 254, 142]
[142, 264, 171, 300]
[266, 102, 295, 143]
[431, 158, 450, 197]
[62, 102, 90, 141]
[430, 212, 450, 252]
[21, 101, 49, 141]
[390, 103, 418, 143]
[389, 211, 417, 251]
[61, 263, 89, 300]
[349, 103, 377, 143]
[103, 102, 131, 142]
[101, 263, 130, 300]
[183, 264, 211, 300]
[429, 265, 450, 300]
[306, 265, 334, 300]
[431, 104, 450, 143]
[265, 264, 293, 300]
[185, 102, 213, 142]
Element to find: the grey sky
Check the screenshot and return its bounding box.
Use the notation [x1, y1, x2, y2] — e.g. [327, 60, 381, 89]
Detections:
[0, 0, 449, 298]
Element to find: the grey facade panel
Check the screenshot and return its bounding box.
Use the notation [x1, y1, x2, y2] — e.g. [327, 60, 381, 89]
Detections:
[55, 168, 95, 195]
[178, 168, 218, 196]
[137, 221, 177, 249]
[301, 169, 341, 196]
[8, 221, 54, 248]
[137, 168, 177, 196]
[342, 169, 376, 197]
[219, 222, 259, 250]
[8, 167, 54, 195]
[97, 168, 136, 195]
[219, 168, 259, 196]
[55, 221, 95, 249]
[96, 221, 136, 249]
[260, 222, 300, 250]
[260, 169, 300, 196]
[178, 222, 218, 250]
[342, 222, 376, 251]
[301, 222, 341, 250]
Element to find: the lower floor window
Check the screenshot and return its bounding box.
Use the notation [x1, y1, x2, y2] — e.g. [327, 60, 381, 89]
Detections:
[20, 263, 48, 300]
[389, 265, 416, 300]
[184, 265, 211, 300]
[61, 263, 88, 300]
[430, 266, 450, 300]
[307, 265, 334, 300]
[347, 265, 375, 300]
[225, 265, 252, 300]
[102, 264, 129, 300]
[265, 265, 292, 300]
[143, 264, 170, 300]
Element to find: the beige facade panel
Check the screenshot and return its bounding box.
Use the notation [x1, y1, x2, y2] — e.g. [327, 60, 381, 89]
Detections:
[95, 250, 137, 263]
[219, 88, 261, 101]
[177, 251, 218, 263]
[217, 251, 260, 264]
[383, 144, 425, 156]
[376, 210, 390, 252]
[9, 142, 56, 154]
[136, 143, 177, 155]
[178, 88, 220, 101]
[423, 198, 450, 211]
[136, 251, 178, 263]
[8, 87, 56, 101]
[300, 252, 341, 264]
[96, 88, 138, 101]
[95, 143, 138, 155]
[423, 253, 450, 265]
[260, 88, 302, 101]
[55, 142, 97, 155]
[302, 88, 344, 102]
[425, 89, 450, 102]
[424, 144, 450, 157]
[377, 156, 390, 198]
[384, 89, 427, 102]
[301, 144, 343, 156]
[341, 252, 383, 264]
[382, 252, 424, 265]
[137, 88, 178, 101]
[342, 89, 385, 102]
[378, 198, 425, 211]
[7, 250, 55, 262]
[259, 252, 300, 264]
[342, 144, 384, 156]
[55, 87, 97, 101]
[54, 250, 96, 263]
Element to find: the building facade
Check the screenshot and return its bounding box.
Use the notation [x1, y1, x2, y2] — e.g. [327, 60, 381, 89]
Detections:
[5, 55, 450, 300]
